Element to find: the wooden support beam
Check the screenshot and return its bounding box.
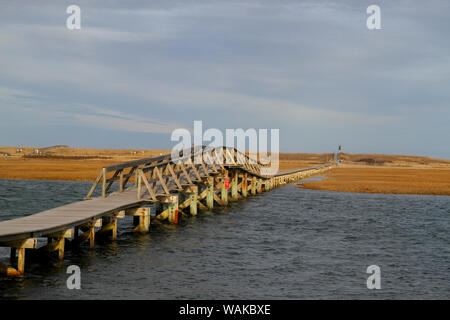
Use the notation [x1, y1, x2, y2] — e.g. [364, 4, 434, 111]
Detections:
[42, 238, 65, 260]
[197, 200, 208, 211]
[75, 219, 101, 248]
[128, 207, 150, 233]
[178, 197, 191, 210]
[41, 228, 73, 260]
[105, 169, 120, 195]
[0, 238, 37, 249]
[179, 164, 194, 185]
[45, 228, 73, 239]
[85, 170, 103, 200]
[154, 166, 170, 195]
[167, 163, 183, 191]
[137, 169, 157, 201]
[97, 215, 118, 240]
[213, 193, 227, 207]
[126, 207, 149, 216]
[189, 163, 202, 181]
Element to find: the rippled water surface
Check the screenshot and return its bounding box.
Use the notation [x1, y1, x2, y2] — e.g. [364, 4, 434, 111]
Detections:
[0, 179, 449, 299]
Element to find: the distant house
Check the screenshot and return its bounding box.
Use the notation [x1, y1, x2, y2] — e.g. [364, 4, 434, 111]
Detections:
[16, 148, 23, 153]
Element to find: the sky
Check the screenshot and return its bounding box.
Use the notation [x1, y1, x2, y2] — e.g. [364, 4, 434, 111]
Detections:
[0, 0, 449, 158]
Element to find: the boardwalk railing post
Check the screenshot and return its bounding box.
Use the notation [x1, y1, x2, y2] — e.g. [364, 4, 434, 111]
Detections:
[102, 168, 107, 198]
[137, 169, 142, 200]
[119, 170, 124, 192]
[134, 168, 139, 188]
[86, 170, 103, 200]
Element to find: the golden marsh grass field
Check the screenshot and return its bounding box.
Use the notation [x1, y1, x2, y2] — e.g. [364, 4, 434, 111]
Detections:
[1, 146, 449, 196]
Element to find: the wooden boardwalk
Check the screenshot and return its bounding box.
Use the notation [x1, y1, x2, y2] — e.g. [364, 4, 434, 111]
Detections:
[0, 146, 334, 276]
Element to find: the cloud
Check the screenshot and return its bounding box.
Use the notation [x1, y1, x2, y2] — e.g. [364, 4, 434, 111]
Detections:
[69, 105, 179, 134]
[0, 1, 449, 157]
[0, 87, 179, 134]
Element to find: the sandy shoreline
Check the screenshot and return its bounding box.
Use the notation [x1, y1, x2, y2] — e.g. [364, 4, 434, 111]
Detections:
[299, 165, 450, 196]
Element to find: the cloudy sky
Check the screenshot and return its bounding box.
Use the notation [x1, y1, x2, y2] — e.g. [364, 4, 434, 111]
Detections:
[0, 0, 449, 157]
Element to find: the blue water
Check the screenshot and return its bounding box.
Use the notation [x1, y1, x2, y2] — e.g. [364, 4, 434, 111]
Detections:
[0, 179, 449, 299]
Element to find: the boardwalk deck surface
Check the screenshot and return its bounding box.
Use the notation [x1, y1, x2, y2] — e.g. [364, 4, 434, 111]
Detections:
[0, 188, 146, 242]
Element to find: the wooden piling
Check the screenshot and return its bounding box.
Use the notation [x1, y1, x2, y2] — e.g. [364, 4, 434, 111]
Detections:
[206, 177, 214, 209]
[17, 248, 25, 274]
[242, 173, 248, 197]
[127, 207, 150, 233]
[189, 186, 198, 216]
[231, 171, 238, 201]
[221, 174, 229, 205]
[167, 195, 179, 224]
[251, 176, 257, 195]
[89, 225, 95, 248]
[0, 238, 37, 276]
